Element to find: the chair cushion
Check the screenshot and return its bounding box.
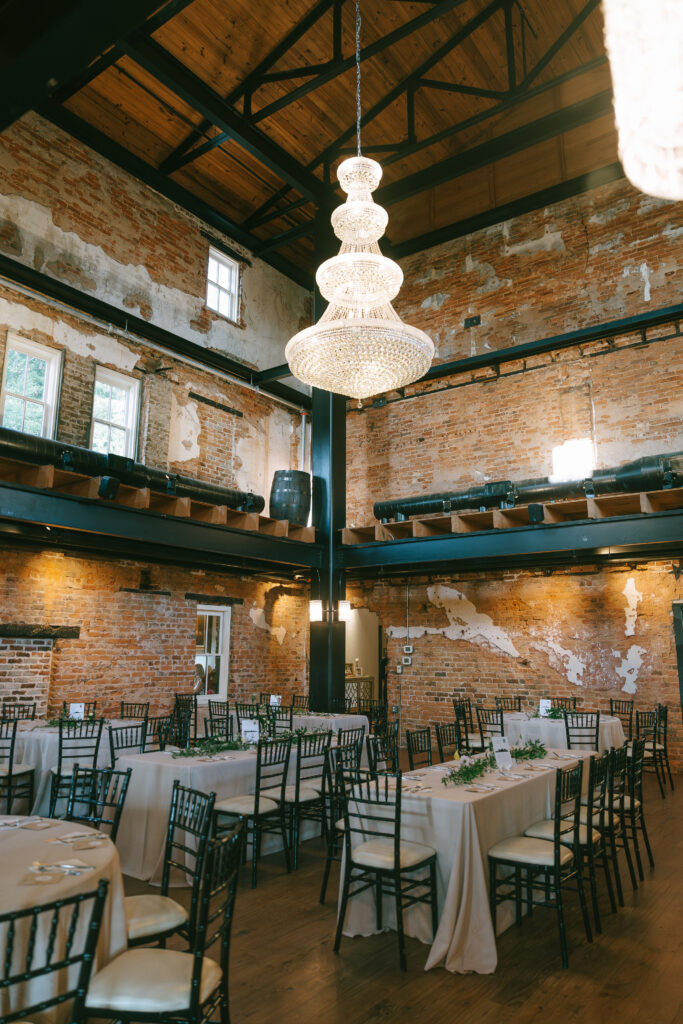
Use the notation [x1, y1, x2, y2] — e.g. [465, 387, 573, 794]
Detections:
[335, 818, 345, 831]
[466, 732, 485, 748]
[524, 818, 601, 846]
[214, 794, 278, 816]
[579, 807, 601, 827]
[644, 742, 664, 751]
[124, 894, 188, 942]
[261, 784, 321, 804]
[352, 838, 435, 870]
[0, 763, 34, 775]
[488, 835, 573, 867]
[623, 795, 641, 810]
[85, 948, 221, 1012]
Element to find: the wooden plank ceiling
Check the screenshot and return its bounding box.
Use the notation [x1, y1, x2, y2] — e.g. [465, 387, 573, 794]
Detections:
[40, 0, 619, 286]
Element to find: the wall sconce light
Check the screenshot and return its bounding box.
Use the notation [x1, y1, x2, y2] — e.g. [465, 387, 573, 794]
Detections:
[338, 599, 352, 622]
[309, 599, 324, 622]
[309, 599, 352, 622]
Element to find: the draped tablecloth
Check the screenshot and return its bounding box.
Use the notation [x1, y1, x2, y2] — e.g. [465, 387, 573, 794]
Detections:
[14, 720, 129, 814]
[503, 712, 625, 752]
[340, 750, 590, 974]
[197, 706, 369, 739]
[0, 815, 126, 1023]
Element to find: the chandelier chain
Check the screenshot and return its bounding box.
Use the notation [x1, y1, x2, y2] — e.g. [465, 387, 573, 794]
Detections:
[355, 0, 362, 157]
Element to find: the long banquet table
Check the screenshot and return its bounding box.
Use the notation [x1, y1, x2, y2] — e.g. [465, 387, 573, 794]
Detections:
[503, 712, 625, 752]
[197, 706, 369, 739]
[0, 814, 126, 1023]
[340, 749, 590, 974]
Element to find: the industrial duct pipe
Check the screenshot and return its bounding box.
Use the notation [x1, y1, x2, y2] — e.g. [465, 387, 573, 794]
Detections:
[0, 427, 265, 514]
[373, 451, 683, 522]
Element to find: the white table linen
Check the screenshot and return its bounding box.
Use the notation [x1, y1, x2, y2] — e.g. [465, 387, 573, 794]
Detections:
[340, 750, 590, 974]
[197, 706, 369, 738]
[0, 815, 126, 1023]
[503, 712, 625, 752]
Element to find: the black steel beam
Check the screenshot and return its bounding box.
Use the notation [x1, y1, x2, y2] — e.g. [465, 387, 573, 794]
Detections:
[254, 363, 294, 384]
[0, 483, 323, 571]
[387, 163, 624, 259]
[120, 34, 326, 204]
[254, 220, 316, 255]
[339, 510, 683, 575]
[38, 101, 313, 291]
[0, 0, 164, 132]
[376, 90, 614, 207]
[519, 0, 601, 89]
[0, 252, 312, 411]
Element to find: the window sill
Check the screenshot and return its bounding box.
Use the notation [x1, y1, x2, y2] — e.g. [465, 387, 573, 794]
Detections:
[206, 307, 246, 331]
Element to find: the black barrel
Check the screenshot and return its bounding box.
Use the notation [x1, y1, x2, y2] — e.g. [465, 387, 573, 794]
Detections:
[269, 469, 311, 526]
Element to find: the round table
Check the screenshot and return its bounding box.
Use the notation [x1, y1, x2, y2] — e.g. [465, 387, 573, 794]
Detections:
[503, 712, 625, 752]
[0, 815, 127, 1022]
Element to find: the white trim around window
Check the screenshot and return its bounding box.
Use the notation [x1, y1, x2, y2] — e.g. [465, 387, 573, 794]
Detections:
[0, 333, 62, 438]
[206, 246, 241, 323]
[194, 604, 232, 702]
[90, 365, 140, 459]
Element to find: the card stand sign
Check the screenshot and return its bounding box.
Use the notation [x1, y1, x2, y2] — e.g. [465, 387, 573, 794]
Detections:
[539, 699, 551, 718]
[492, 735, 513, 770]
[269, 695, 282, 706]
[69, 703, 85, 720]
[241, 719, 260, 742]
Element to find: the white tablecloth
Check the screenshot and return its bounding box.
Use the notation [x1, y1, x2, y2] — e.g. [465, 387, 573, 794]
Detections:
[0, 815, 126, 1022]
[503, 712, 625, 752]
[197, 707, 369, 739]
[14, 720, 128, 814]
[340, 750, 590, 973]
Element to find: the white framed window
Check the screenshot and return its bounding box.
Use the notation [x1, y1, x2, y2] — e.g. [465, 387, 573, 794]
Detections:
[550, 437, 596, 482]
[194, 605, 231, 700]
[206, 246, 240, 323]
[90, 366, 139, 458]
[0, 334, 62, 438]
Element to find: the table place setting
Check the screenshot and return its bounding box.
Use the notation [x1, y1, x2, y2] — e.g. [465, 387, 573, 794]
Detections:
[47, 829, 108, 850]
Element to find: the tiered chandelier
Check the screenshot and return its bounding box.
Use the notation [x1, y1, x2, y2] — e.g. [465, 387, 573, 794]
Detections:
[285, 0, 434, 401]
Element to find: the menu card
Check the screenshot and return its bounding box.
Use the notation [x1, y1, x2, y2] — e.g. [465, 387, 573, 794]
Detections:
[269, 695, 282, 706]
[539, 699, 551, 717]
[492, 736, 514, 770]
[69, 702, 85, 720]
[241, 718, 260, 742]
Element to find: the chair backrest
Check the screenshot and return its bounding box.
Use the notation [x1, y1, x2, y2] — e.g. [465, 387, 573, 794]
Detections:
[628, 737, 646, 805]
[62, 700, 97, 718]
[119, 701, 149, 720]
[187, 823, 243, 1020]
[476, 707, 504, 745]
[435, 720, 463, 763]
[1, 700, 36, 720]
[208, 699, 229, 719]
[255, 737, 292, 812]
[145, 713, 173, 751]
[550, 696, 577, 711]
[609, 697, 633, 739]
[340, 769, 401, 863]
[452, 697, 475, 732]
[57, 719, 104, 774]
[564, 711, 600, 750]
[174, 693, 197, 737]
[294, 731, 332, 798]
[162, 781, 217, 941]
[551, 761, 583, 856]
[162, 709, 192, 749]
[358, 699, 387, 720]
[66, 764, 132, 842]
[366, 721, 399, 773]
[495, 696, 522, 712]
[108, 722, 147, 765]
[293, 694, 309, 709]
[0, 718, 18, 771]
[204, 716, 234, 740]
[234, 702, 261, 726]
[270, 705, 293, 735]
[0, 878, 109, 1024]
[584, 751, 609, 834]
[338, 725, 366, 750]
[635, 708, 657, 744]
[406, 726, 432, 770]
[608, 744, 629, 820]
[656, 703, 669, 746]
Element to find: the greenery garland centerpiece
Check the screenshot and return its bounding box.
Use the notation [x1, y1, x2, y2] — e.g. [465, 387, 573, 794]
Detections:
[44, 711, 102, 728]
[510, 739, 547, 760]
[531, 705, 567, 720]
[172, 736, 253, 758]
[441, 739, 547, 786]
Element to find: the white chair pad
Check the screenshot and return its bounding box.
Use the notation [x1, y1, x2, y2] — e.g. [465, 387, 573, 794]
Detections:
[214, 794, 278, 816]
[488, 835, 573, 867]
[0, 763, 34, 775]
[622, 795, 641, 810]
[644, 742, 664, 751]
[261, 784, 321, 804]
[524, 818, 601, 846]
[466, 732, 485, 748]
[85, 948, 221, 1013]
[335, 818, 345, 831]
[579, 807, 601, 827]
[352, 838, 435, 870]
[124, 894, 188, 941]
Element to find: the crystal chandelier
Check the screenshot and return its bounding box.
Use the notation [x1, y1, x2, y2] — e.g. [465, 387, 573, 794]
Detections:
[602, 0, 683, 199]
[285, 0, 434, 401]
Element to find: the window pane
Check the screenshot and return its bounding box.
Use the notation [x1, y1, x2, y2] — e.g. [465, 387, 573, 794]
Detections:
[194, 658, 207, 695]
[196, 615, 206, 650]
[93, 380, 110, 420]
[109, 426, 126, 455]
[218, 290, 234, 320]
[208, 257, 219, 283]
[217, 261, 233, 290]
[205, 655, 220, 695]
[2, 394, 24, 431]
[92, 421, 109, 453]
[5, 349, 27, 394]
[206, 614, 221, 653]
[25, 356, 47, 400]
[23, 400, 44, 436]
[207, 282, 219, 311]
[109, 386, 127, 425]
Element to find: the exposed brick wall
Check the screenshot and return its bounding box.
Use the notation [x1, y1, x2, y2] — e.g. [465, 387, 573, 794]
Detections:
[348, 560, 683, 769]
[0, 548, 309, 717]
[0, 639, 52, 717]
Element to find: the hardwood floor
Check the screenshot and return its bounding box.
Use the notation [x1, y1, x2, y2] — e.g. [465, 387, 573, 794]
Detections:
[122, 773, 682, 1024]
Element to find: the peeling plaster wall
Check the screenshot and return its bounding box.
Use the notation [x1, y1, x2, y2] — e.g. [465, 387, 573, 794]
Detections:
[349, 561, 683, 768]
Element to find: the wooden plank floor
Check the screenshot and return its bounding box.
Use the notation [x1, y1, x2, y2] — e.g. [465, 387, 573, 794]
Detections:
[122, 773, 682, 1024]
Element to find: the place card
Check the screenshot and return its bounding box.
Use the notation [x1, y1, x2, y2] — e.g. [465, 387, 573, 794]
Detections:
[241, 718, 260, 742]
[539, 699, 552, 717]
[269, 694, 282, 706]
[21, 870, 64, 885]
[492, 736, 514, 770]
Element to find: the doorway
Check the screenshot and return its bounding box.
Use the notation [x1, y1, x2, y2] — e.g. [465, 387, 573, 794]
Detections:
[345, 607, 382, 701]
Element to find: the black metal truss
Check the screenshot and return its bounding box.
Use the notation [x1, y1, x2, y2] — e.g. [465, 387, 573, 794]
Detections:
[339, 509, 683, 577]
[0, 483, 323, 574]
[0, 252, 311, 411]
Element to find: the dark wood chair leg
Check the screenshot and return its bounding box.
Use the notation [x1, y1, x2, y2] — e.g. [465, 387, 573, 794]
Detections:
[394, 874, 407, 972]
[555, 878, 569, 969]
[575, 856, 593, 943]
[640, 813, 655, 869]
[586, 844, 602, 933]
[489, 858, 498, 933]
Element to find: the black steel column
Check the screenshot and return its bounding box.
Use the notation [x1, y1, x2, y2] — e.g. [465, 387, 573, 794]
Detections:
[309, 199, 346, 712]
